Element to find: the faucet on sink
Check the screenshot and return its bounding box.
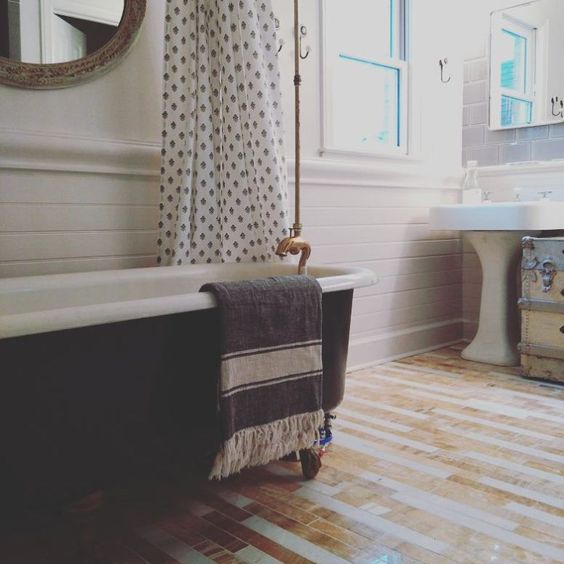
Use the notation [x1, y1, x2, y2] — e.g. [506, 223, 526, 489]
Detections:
[538, 190, 553, 201]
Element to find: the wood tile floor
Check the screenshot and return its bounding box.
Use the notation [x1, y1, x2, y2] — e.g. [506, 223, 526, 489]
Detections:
[2, 344, 564, 563]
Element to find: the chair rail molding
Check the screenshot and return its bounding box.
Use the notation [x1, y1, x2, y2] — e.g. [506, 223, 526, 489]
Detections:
[0, 128, 160, 177]
[288, 158, 463, 190]
[0, 128, 464, 190]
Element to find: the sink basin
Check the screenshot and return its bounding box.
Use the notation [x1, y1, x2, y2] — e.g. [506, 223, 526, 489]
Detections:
[430, 201, 564, 231]
[430, 200, 564, 367]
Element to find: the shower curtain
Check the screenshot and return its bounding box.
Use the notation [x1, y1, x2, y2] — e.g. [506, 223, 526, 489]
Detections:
[158, 0, 290, 266]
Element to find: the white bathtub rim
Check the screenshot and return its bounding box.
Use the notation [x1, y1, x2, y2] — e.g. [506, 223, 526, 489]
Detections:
[0, 262, 372, 291]
[0, 264, 377, 340]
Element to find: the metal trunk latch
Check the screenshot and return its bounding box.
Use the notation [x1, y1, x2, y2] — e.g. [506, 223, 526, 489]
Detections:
[540, 259, 557, 293]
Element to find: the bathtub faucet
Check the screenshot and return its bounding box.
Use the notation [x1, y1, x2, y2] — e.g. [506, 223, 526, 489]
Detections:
[276, 226, 311, 275]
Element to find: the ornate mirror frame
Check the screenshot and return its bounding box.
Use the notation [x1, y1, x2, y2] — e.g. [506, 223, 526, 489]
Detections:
[0, 0, 146, 89]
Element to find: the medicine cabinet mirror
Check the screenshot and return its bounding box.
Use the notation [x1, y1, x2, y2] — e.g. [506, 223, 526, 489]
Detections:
[490, 0, 564, 130]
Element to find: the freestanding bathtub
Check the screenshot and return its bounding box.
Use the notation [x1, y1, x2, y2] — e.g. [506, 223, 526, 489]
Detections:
[0, 263, 375, 511]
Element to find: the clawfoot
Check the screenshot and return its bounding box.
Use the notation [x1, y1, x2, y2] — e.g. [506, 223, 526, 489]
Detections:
[299, 448, 321, 479]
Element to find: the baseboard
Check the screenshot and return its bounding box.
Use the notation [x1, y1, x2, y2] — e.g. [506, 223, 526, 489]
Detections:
[347, 319, 464, 370]
[348, 338, 464, 372]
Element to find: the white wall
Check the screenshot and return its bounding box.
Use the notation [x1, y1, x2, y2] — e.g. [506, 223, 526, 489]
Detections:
[0, 1, 165, 277]
[275, 0, 465, 366]
[0, 0, 465, 368]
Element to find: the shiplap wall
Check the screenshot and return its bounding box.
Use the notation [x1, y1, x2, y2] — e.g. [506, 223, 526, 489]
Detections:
[287, 163, 464, 366]
[0, 147, 160, 278]
[0, 1, 465, 368]
[300, 177, 463, 366]
[0, 131, 161, 277]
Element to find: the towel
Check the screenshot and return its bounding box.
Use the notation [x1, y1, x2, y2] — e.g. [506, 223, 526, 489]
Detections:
[200, 275, 324, 480]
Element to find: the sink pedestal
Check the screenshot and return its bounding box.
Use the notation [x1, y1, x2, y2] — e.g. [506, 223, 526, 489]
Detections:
[463, 231, 533, 367]
[430, 201, 563, 366]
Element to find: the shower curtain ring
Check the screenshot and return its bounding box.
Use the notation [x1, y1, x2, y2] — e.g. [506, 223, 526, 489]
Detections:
[275, 17, 284, 54]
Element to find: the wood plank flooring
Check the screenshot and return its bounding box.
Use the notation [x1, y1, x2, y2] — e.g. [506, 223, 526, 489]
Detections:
[2, 344, 564, 563]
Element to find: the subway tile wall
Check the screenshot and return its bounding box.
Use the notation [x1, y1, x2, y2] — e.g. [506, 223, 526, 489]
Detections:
[462, 58, 564, 166]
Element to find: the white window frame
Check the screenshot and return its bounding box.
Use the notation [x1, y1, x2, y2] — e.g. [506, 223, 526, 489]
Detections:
[490, 12, 537, 129]
[320, 0, 410, 159]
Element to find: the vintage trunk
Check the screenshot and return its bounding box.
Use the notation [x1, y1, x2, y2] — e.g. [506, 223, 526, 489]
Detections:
[519, 236, 564, 382]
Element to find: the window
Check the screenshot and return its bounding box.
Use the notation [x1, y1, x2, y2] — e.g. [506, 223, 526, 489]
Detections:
[491, 15, 536, 128]
[321, 0, 409, 157]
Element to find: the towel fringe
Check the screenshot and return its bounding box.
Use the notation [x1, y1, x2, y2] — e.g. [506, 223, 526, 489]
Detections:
[209, 409, 324, 480]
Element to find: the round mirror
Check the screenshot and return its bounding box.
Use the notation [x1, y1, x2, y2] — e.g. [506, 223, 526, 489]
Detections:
[0, 0, 146, 89]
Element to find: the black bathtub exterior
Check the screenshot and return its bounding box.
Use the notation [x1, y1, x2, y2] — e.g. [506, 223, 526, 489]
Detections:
[0, 289, 353, 512]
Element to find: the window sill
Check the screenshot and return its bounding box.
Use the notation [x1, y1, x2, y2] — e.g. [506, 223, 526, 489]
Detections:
[319, 146, 421, 163]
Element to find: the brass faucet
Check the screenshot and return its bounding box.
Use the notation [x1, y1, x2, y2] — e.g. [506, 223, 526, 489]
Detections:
[276, 226, 311, 275]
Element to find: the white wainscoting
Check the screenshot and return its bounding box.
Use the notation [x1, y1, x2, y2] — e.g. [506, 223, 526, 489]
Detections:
[0, 128, 161, 277]
[0, 129, 464, 366]
[463, 162, 564, 341]
[294, 158, 464, 367]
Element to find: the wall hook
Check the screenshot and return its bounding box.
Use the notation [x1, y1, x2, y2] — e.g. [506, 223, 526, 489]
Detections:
[551, 96, 563, 118]
[299, 25, 311, 60]
[439, 58, 451, 83]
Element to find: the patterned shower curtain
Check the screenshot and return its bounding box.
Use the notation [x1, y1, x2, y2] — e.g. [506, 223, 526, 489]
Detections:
[158, 0, 290, 266]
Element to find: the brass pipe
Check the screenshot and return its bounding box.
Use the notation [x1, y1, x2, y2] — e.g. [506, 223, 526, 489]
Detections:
[275, 0, 311, 273]
[293, 0, 301, 232]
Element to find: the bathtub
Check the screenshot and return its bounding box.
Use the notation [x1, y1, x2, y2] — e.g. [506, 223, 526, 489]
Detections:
[0, 263, 375, 510]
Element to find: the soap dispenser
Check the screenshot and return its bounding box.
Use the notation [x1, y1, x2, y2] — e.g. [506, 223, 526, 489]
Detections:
[462, 160, 482, 204]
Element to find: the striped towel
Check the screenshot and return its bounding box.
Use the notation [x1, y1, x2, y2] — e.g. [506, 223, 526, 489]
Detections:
[200, 275, 324, 480]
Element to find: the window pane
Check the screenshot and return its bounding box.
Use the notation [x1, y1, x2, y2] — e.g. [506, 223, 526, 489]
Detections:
[325, 0, 396, 59]
[330, 55, 400, 150]
[501, 95, 532, 126]
[499, 29, 527, 92]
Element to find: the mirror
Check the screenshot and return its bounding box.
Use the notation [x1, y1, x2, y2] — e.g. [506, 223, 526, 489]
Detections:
[489, 0, 564, 130]
[0, 0, 145, 89]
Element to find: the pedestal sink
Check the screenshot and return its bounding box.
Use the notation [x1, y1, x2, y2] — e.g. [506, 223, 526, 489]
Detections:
[430, 201, 564, 366]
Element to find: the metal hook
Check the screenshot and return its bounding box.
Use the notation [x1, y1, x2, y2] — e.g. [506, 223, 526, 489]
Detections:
[551, 97, 564, 118]
[299, 25, 311, 60]
[439, 58, 451, 83]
